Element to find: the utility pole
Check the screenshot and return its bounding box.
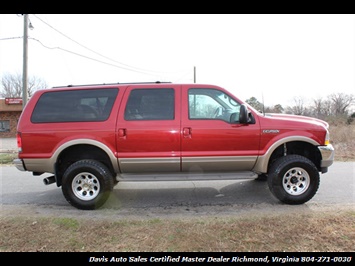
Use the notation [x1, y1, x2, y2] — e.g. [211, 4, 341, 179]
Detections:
[22, 14, 28, 108]
[194, 66, 196, 83]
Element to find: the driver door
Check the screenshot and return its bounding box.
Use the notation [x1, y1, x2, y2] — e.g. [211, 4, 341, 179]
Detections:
[181, 85, 260, 172]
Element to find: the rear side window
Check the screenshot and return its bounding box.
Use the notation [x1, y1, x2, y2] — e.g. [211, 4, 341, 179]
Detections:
[124, 89, 175, 120]
[31, 88, 118, 123]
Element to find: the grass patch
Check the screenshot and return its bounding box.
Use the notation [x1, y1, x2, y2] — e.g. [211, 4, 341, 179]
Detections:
[0, 211, 354, 252]
[52, 217, 80, 230]
[0, 153, 17, 164]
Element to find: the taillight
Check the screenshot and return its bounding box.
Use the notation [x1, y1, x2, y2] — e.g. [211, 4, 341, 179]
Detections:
[324, 130, 330, 146]
[16, 132, 22, 153]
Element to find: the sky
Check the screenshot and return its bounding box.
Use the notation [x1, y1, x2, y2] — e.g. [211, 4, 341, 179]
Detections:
[0, 14, 354, 107]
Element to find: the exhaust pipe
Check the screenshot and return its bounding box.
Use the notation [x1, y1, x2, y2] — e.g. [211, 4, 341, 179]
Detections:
[43, 176, 56, 185]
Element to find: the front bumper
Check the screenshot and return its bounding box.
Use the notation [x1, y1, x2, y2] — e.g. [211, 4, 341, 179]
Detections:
[318, 144, 335, 173]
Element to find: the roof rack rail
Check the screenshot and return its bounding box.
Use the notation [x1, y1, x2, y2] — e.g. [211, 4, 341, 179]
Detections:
[52, 81, 171, 88]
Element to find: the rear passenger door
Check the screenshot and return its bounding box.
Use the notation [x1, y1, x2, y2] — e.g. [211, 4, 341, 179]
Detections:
[116, 85, 181, 173]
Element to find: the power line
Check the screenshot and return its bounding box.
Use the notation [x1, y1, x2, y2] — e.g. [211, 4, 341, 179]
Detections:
[0, 33, 185, 76]
[32, 14, 185, 75]
[28, 37, 159, 77]
[1, 14, 191, 81]
[1, 34, 186, 78]
[0, 37, 23, 41]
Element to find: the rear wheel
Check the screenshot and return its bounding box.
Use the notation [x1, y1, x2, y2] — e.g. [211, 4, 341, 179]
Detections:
[267, 155, 320, 205]
[62, 160, 114, 210]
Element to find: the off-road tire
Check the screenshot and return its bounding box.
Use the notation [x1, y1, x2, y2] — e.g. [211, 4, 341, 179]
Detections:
[62, 160, 114, 210]
[267, 155, 320, 205]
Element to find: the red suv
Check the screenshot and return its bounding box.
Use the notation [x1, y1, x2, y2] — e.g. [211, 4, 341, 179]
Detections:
[14, 82, 334, 210]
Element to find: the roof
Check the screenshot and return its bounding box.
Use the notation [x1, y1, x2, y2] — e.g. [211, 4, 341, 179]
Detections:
[52, 81, 172, 89]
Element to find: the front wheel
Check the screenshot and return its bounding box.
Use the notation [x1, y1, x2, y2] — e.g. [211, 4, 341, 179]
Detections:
[62, 160, 114, 210]
[267, 155, 320, 205]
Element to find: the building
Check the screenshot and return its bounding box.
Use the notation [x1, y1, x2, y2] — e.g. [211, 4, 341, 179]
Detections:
[0, 98, 23, 138]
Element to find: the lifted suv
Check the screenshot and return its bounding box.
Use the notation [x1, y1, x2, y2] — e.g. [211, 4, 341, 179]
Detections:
[14, 82, 334, 210]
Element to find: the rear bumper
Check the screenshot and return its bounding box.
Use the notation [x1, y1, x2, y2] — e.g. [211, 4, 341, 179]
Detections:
[318, 144, 335, 173]
[13, 158, 26, 171]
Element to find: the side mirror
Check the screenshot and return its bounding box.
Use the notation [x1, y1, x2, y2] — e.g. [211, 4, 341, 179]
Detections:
[230, 112, 239, 123]
[239, 104, 249, 124]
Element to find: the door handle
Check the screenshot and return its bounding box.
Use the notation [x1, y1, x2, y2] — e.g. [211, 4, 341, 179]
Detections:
[118, 128, 126, 138]
[183, 127, 192, 138]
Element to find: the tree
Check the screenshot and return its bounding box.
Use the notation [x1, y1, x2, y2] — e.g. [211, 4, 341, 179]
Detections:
[310, 97, 332, 119]
[245, 97, 264, 112]
[265, 104, 284, 113]
[0, 72, 48, 98]
[328, 93, 355, 116]
[347, 112, 355, 124]
[287, 96, 308, 116]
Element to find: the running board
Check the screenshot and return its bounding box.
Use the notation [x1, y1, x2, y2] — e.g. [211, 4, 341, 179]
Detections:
[116, 171, 257, 182]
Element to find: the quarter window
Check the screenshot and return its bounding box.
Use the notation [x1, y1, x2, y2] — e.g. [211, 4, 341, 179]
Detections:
[31, 88, 118, 123]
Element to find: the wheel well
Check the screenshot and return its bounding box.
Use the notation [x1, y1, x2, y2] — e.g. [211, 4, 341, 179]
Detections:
[268, 141, 322, 173]
[55, 144, 115, 186]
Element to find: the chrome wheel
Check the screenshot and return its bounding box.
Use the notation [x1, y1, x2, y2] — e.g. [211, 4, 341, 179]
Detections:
[282, 167, 310, 196]
[268, 155, 320, 205]
[72, 172, 100, 201]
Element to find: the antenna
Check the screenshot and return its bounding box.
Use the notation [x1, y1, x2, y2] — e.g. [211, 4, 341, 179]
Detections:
[262, 92, 265, 116]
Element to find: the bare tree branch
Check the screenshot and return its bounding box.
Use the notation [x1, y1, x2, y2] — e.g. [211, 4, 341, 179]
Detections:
[0, 73, 48, 98]
[328, 93, 355, 115]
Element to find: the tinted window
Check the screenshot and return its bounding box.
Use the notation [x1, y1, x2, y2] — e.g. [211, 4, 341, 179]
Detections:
[31, 88, 118, 123]
[124, 89, 175, 120]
